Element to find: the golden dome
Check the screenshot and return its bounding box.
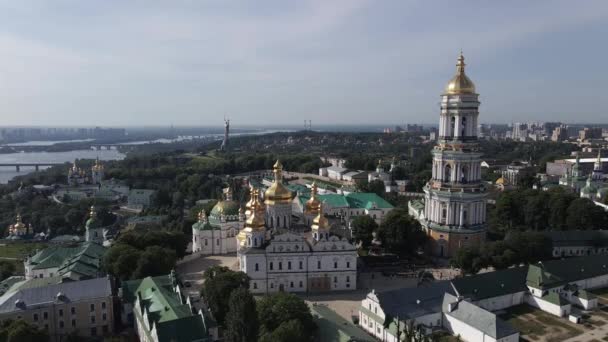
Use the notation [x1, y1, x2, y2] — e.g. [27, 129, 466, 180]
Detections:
[245, 199, 266, 231]
[92, 157, 104, 172]
[305, 182, 321, 214]
[198, 209, 207, 222]
[264, 160, 293, 205]
[245, 187, 256, 217]
[445, 52, 476, 95]
[311, 203, 329, 231]
[9, 213, 27, 235]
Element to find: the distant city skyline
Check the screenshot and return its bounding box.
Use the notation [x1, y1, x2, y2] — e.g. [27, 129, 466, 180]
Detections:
[0, 1, 607, 126]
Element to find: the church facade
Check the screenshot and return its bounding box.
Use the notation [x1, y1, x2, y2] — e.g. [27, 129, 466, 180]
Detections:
[191, 189, 242, 255]
[237, 161, 358, 294]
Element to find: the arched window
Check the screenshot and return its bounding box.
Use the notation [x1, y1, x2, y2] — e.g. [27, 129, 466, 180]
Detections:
[461, 165, 469, 183]
[444, 164, 452, 182]
[461, 117, 467, 137]
[450, 116, 455, 136]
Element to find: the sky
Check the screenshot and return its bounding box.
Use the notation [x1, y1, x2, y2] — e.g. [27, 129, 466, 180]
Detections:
[0, 1, 607, 127]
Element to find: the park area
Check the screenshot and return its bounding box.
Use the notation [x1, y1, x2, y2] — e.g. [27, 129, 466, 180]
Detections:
[0, 241, 47, 275]
[497, 301, 608, 342]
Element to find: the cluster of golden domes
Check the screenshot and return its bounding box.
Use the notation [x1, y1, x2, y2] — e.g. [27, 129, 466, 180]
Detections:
[8, 213, 28, 236]
[444, 52, 476, 95]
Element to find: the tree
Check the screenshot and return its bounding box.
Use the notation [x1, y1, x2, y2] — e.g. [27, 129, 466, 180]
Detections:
[102, 243, 142, 280]
[132, 246, 177, 279]
[257, 292, 316, 341]
[450, 247, 483, 275]
[225, 288, 259, 342]
[202, 267, 250, 325]
[0, 261, 16, 281]
[0, 319, 49, 342]
[566, 198, 608, 230]
[351, 215, 377, 248]
[376, 208, 426, 255]
[259, 319, 309, 342]
[367, 179, 386, 197]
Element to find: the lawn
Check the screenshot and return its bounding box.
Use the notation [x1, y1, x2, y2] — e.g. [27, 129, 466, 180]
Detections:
[0, 242, 47, 259]
[499, 305, 583, 342]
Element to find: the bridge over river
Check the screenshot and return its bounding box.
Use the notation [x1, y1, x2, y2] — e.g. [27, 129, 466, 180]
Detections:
[0, 162, 65, 172]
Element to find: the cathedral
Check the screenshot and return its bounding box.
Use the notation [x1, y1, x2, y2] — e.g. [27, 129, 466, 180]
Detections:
[236, 160, 357, 294]
[191, 188, 242, 255]
[414, 53, 487, 257]
[67, 158, 105, 186]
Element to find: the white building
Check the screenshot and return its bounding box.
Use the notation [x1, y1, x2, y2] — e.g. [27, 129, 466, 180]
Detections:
[192, 189, 243, 255]
[127, 189, 156, 209]
[360, 255, 608, 342]
[237, 160, 358, 294]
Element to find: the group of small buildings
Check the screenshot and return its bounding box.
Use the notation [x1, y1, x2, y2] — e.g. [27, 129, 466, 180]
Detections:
[58, 159, 156, 211]
[1, 234, 215, 342]
[539, 151, 608, 205]
[361, 254, 608, 342]
[319, 158, 407, 193]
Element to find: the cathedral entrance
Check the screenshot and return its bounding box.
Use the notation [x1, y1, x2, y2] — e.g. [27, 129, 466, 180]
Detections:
[308, 276, 330, 292]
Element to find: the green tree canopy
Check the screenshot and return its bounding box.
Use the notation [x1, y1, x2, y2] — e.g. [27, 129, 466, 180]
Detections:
[132, 246, 177, 280]
[376, 208, 426, 255]
[351, 215, 378, 248]
[224, 288, 259, 342]
[257, 292, 316, 341]
[0, 319, 49, 342]
[201, 266, 250, 326]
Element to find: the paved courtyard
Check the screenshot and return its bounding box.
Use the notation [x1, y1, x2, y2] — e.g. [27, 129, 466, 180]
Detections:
[176, 253, 238, 299]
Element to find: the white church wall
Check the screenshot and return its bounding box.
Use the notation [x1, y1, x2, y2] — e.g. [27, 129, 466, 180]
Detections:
[474, 292, 525, 312]
[525, 295, 570, 317]
[443, 313, 485, 342]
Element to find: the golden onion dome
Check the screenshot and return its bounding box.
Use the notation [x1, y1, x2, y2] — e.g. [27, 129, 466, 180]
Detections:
[311, 202, 329, 231]
[264, 160, 293, 205]
[245, 200, 266, 231]
[305, 181, 321, 214]
[92, 157, 104, 171]
[11, 213, 26, 230]
[444, 52, 476, 95]
[245, 187, 256, 217]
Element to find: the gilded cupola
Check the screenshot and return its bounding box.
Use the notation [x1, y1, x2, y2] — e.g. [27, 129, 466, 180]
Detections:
[92, 157, 104, 172]
[245, 198, 266, 231]
[264, 160, 293, 205]
[445, 52, 476, 95]
[305, 181, 321, 215]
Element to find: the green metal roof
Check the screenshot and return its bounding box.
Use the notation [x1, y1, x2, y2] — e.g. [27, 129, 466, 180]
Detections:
[298, 192, 394, 210]
[575, 289, 596, 300]
[541, 292, 567, 306]
[312, 305, 375, 342]
[192, 221, 216, 231]
[29, 242, 106, 279]
[452, 267, 528, 301]
[346, 193, 394, 210]
[526, 255, 608, 290]
[122, 275, 213, 342]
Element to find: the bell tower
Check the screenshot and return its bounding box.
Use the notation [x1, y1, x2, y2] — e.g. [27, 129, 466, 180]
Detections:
[422, 53, 487, 257]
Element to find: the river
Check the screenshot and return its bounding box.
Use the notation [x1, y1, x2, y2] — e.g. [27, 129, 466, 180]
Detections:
[0, 149, 125, 184]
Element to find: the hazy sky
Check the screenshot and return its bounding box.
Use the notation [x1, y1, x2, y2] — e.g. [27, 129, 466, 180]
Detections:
[0, 1, 607, 127]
